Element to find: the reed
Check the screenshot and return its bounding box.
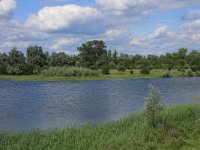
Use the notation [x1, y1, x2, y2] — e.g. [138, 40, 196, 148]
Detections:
[0, 104, 200, 150]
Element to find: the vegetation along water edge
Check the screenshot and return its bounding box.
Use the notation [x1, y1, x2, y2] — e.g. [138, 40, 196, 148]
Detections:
[1, 40, 200, 81]
[0, 69, 200, 81]
[0, 86, 200, 150]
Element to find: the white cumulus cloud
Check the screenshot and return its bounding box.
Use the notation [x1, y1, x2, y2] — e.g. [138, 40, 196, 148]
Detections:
[182, 10, 200, 20]
[96, 0, 200, 18]
[130, 26, 175, 46]
[180, 19, 200, 42]
[26, 5, 103, 34]
[0, 0, 16, 20]
[51, 37, 80, 49]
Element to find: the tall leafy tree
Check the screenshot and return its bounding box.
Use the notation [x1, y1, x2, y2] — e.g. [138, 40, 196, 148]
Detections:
[188, 50, 200, 71]
[27, 46, 47, 67]
[0, 53, 9, 65]
[0, 53, 9, 74]
[146, 55, 159, 69]
[49, 52, 71, 67]
[8, 47, 25, 65]
[177, 48, 187, 60]
[77, 40, 107, 68]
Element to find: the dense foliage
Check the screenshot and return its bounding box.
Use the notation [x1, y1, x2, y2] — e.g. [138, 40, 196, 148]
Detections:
[1, 40, 200, 76]
[42, 67, 99, 77]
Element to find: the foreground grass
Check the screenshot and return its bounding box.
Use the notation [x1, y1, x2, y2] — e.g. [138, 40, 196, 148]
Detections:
[1, 104, 200, 150]
[0, 69, 195, 81]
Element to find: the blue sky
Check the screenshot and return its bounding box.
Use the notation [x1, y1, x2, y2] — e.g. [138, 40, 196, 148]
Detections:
[14, 0, 95, 20]
[1, 0, 200, 55]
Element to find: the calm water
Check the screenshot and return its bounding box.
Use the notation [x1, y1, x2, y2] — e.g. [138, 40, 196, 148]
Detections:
[0, 77, 200, 131]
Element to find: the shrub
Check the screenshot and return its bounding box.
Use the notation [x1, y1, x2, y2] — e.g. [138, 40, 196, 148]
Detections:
[130, 70, 134, 75]
[187, 70, 193, 77]
[42, 67, 99, 77]
[191, 65, 200, 72]
[6, 65, 21, 75]
[18, 64, 35, 75]
[195, 71, 200, 77]
[177, 68, 185, 72]
[89, 66, 98, 70]
[140, 67, 150, 74]
[117, 65, 126, 72]
[5, 64, 38, 75]
[0, 65, 7, 74]
[33, 66, 42, 75]
[162, 71, 171, 78]
[102, 67, 110, 75]
[144, 85, 164, 127]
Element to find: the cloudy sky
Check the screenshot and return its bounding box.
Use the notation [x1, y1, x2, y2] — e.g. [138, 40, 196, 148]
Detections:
[0, 0, 200, 55]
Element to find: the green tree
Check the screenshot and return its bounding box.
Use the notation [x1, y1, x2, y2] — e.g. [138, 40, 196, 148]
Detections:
[8, 47, 25, 65]
[118, 54, 131, 69]
[139, 58, 151, 74]
[187, 50, 200, 71]
[110, 50, 118, 68]
[113, 50, 118, 58]
[49, 52, 71, 67]
[146, 54, 159, 69]
[27, 46, 47, 67]
[165, 53, 173, 69]
[77, 40, 107, 68]
[177, 48, 187, 69]
[131, 54, 143, 69]
[0, 53, 9, 74]
[177, 48, 187, 60]
[187, 50, 199, 62]
[190, 56, 200, 72]
[117, 64, 126, 72]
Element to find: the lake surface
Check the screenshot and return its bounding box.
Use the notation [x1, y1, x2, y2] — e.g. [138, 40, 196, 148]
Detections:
[0, 77, 200, 132]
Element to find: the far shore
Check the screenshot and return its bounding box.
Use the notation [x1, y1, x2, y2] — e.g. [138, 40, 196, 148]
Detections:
[0, 69, 199, 81]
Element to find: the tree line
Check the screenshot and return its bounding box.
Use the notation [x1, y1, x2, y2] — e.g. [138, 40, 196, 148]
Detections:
[0, 40, 200, 75]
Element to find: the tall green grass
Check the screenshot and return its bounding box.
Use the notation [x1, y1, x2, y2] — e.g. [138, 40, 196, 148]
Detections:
[0, 104, 200, 150]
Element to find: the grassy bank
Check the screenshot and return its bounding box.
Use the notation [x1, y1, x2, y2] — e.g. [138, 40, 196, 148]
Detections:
[0, 69, 196, 81]
[0, 104, 200, 150]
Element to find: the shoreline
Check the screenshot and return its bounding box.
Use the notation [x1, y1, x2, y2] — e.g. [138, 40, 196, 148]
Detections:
[0, 69, 198, 81]
[1, 103, 200, 149]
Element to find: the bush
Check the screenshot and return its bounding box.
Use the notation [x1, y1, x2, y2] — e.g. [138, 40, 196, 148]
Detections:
[33, 66, 42, 75]
[5, 64, 37, 75]
[162, 71, 171, 78]
[89, 66, 98, 70]
[191, 65, 200, 72]
[0, 64, 7, 74]
[117, 65, 126, 72]
[18, 64, 35, 75]
[187, 70, 193, 77]
[144, 85, 164, 127]
[177, 68, 185, 72]
[130, 70, 134, 75]
[6, 65, 21, 75]
[195, 71, 200, 77]
[140, 67, 150, 74]
[42, 67, 99, 77]
[102, 67, 110, 75]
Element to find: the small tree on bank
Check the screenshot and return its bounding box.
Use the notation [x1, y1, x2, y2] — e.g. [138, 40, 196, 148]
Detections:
[144, 85, 164, 127]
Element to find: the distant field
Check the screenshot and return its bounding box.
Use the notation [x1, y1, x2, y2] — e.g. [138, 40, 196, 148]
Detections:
[0, 69, 197, 81]
[0, 104, 200, 150]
